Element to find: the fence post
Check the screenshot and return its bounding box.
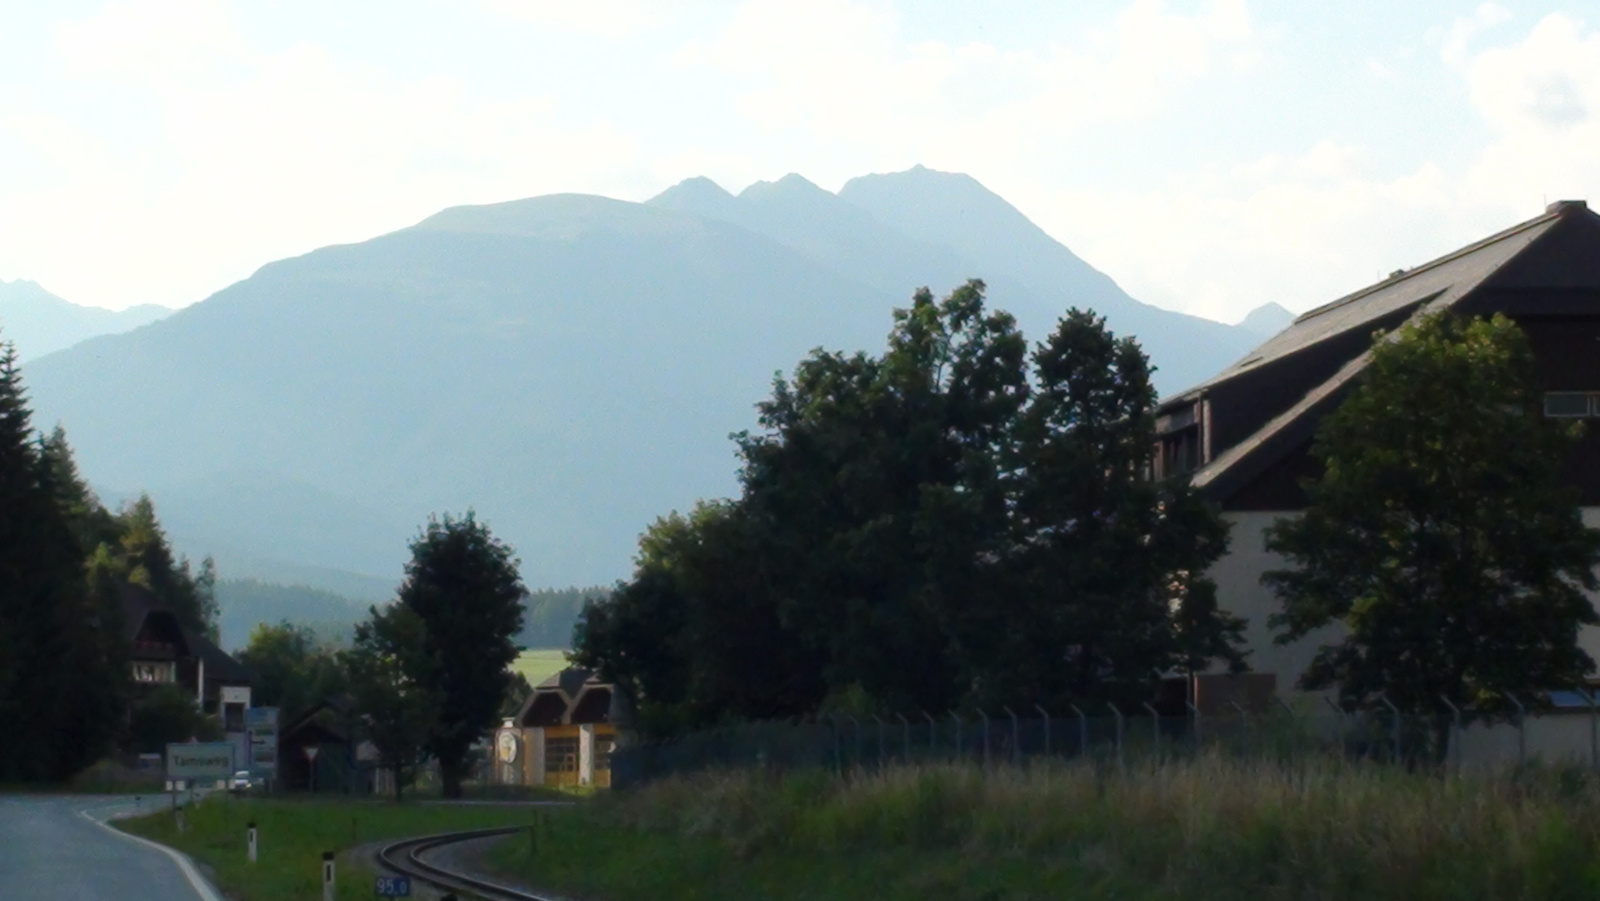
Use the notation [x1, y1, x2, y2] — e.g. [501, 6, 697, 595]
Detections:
[922, 711, 936, 757]
[1507, 693, 1526, 766]
[951, 712, 963, 758]
[1439, 696, 1462, 775]
[1004, 707, 1019, 764]
[1070, 704, 1088, 758]
[831, 716, 842, 775]
[1323, 696, 1347, 760]
[1035, 705, 1052, 758]
[247, 821, 257, 863]
[1588, 690, 1598, 774]
[978, 709, 991, 769]
[872, 716, 886, 768]
[896, 714, 910, 761]
[1185, 700, 1201, 746]
[1108, 703, 1124, 766]
[1142, 702, 1161, 756]
[1228, 700, 1248, 755]
[1378, 694, 1401, 763]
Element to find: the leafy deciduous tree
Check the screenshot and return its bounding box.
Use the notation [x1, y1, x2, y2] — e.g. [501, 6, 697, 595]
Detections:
[343, 603, 440, 801]
[1266, 312, 1600, 757]
[399, 512, 526, 798]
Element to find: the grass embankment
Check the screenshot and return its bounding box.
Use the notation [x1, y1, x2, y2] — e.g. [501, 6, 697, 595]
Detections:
[118, 796, 552, 901]
[489, 755, 1600, 901]
[513, 648, 570, 687]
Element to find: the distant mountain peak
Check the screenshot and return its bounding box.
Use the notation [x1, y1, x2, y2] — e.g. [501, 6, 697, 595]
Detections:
[647, 176, 736, 209]
[738, 173, 831, 203]
[1237, 302, 1296, 338]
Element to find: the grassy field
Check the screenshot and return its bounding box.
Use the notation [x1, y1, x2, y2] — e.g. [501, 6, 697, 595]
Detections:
[486, 754, 1600, 901]
[116, 796, 550, 901]
[512, 648, 570, 687]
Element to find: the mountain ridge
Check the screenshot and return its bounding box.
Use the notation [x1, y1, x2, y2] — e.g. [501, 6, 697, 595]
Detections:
[25, 167, 1268, 591]
[0, 279, 171, 360]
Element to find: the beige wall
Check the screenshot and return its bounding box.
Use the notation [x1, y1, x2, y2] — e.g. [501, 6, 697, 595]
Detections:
[1209, 508, 1600, 699]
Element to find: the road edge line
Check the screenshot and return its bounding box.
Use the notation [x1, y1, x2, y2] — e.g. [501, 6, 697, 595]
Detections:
[79, 805, 226, 901]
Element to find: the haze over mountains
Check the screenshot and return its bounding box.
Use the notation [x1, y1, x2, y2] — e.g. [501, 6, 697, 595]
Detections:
[0, 279, 170, 360]
[21, 166, 1274, 593]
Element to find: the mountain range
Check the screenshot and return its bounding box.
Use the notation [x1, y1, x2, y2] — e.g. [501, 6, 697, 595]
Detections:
[20, 166, 1274, 592]
[0, 279, 169, 360]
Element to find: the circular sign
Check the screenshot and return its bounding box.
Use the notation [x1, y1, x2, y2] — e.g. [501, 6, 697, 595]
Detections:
[497, 731, 519, 763]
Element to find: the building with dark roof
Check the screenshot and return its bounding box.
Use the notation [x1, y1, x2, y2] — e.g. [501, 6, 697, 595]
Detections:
[121, 583, 257, 729]
[494, 667, 622, 788]
[1156, 200, 1600, 695]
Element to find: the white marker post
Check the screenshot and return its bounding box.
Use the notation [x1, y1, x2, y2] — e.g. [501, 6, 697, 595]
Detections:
[247, 821, 257, 863]
[321, 850, 335, 901]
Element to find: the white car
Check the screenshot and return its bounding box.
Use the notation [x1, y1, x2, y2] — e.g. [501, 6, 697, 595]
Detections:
[229, 770, 262, 792]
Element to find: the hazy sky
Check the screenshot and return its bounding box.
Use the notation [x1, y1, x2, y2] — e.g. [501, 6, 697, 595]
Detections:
[2, 1, 1597, 323]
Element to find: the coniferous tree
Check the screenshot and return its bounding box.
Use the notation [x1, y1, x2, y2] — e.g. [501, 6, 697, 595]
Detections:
[0, 338, 125, 780]
[1266, 312, 1600, 758]
[114, 496, 217, 638]
[398, 512, 526, 798]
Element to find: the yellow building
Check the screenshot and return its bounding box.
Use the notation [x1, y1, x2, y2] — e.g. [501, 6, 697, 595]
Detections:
[494, 668, 620, 788]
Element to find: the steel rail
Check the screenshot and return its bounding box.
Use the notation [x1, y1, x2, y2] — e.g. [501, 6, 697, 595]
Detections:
[377, 826, 559, 901]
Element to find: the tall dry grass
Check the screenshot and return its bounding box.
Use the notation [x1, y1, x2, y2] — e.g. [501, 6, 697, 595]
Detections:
[596, 754, 1600, 900]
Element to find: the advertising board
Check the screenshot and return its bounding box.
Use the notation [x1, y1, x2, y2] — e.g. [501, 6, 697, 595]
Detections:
[245, 706, 280, 776]
[166, 742, 236, 780]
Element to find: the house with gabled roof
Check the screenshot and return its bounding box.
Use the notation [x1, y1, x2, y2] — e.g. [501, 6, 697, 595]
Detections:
[121, 583, 257, 730]
[1156, 199, 1600, 697]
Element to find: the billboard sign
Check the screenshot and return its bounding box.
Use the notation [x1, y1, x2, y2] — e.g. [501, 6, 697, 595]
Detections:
[245, 706, 280, 776]
[166, 742, 235, 780]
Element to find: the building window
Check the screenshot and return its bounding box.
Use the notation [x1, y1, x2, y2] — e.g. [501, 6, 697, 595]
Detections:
[1544, 392, 1596, 418]
[1160, 425, 1202, 476]
[132, 662, 173, 683]
[545, 736, 579, 775]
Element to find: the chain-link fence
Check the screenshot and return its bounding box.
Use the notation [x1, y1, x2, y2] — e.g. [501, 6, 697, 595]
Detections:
[612, 703, 1600, 787]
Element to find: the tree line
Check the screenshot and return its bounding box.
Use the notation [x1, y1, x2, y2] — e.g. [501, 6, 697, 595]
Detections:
[574, 282, 1248, 734]
[575, 285, 1600, 751]
[0, 333, 220, 781]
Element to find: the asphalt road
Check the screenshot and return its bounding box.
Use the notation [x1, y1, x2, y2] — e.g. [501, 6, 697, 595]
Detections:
[0, 794, 222, 901]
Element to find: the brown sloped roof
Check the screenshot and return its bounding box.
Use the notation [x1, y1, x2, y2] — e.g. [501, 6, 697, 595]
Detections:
[1168, 200, 1599, 504]
[1167, 205, 1567, 406]
[117, 581, 256, 684]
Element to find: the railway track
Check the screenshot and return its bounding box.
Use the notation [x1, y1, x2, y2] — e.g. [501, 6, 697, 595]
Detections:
[377, 827, 561, 901]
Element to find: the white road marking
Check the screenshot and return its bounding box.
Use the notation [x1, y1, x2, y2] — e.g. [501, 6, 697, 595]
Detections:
[79, 803, 225, 901]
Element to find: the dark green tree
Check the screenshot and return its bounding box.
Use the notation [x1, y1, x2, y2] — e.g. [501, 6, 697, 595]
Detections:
[1266, 312, 1600, 756]
[736, 280, 1028, 713]
[112, 495, 218, 639]
[578, 284, 1248, 732]
[574, 501, 825, 734]
[343, 603, 441, 800]
[399, 512, 526, 798]
[236, 621, 348, 721]
[125, 684, 222, 754]
[996, 310, 1243, 708]
[0, 338, 125, 781]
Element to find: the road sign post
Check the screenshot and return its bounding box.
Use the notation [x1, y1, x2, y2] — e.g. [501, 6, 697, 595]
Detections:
[305, 745, 320, 794]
